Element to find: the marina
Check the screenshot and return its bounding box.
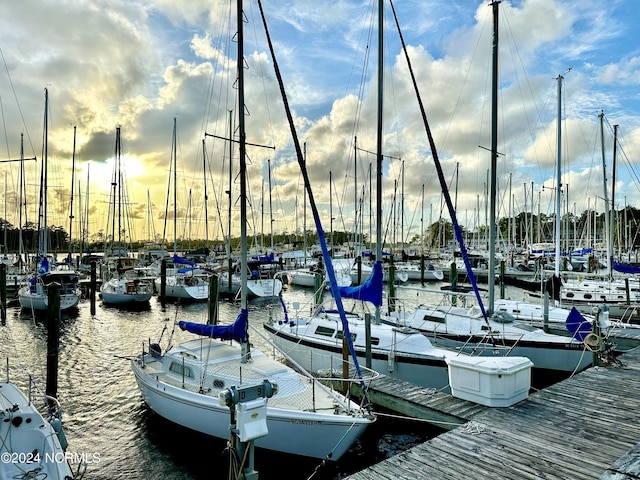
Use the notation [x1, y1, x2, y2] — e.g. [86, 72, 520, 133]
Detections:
[1, 280, 639, 479]
[1, 1, 640, 480]
[0, 285, 445, 480]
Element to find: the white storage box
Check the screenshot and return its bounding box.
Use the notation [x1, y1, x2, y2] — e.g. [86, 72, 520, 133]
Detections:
[446, 356, 533, 407]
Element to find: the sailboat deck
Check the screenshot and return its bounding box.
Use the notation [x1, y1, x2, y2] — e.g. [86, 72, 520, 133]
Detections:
[142, 340, 355, 414]
[346, 346, 640, 479]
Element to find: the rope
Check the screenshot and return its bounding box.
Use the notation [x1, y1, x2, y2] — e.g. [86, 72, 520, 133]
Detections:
[305, 419, 360, 480]
[463, 421, 486, 435]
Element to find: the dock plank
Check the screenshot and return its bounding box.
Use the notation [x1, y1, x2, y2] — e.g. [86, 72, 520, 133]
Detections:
[346, 347, 640, 479]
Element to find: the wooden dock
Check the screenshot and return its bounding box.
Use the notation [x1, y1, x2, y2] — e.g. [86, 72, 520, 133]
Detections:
[346, 347, 640, 479]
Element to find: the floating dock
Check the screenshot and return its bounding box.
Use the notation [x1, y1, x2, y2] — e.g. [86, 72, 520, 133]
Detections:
[347, 347, 640, 479]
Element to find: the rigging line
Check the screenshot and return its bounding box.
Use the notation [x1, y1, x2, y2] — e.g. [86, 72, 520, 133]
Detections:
[257, 0, 368, 392]
[390, 0, 487, 320]
[0, 48, 36, 156]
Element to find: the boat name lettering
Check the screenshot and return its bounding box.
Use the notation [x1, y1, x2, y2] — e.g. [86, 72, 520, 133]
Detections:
[290, 419, 320, 425]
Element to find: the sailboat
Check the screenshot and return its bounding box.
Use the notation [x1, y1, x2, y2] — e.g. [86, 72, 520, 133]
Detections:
[100, 127, 154, 306]
[153, 118, 211, 301]
[266, 0, 535, 405]
[18, 88, 82, 312]
[381, 1, 595, 375]
[217, 143, 282, 298]
[541, 112, 640, 318]
[132, 1, 373, 462]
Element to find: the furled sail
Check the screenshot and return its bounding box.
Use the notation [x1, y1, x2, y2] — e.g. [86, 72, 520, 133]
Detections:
[612, 259, 640, 275]
[173, 254, 196, 267]
[178, 309, 248, 343]
[339, 261, 383, 307]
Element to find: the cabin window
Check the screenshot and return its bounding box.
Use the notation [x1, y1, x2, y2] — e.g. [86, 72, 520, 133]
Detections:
[370, 337, 380, 346]
[423, 314, 445, 324]
[314, 326, 335, 337]
[336, 331, 357, 343]
[583, 294, 592, 300]
[566, 293, 574, 298]
[169, 362, 194, 379]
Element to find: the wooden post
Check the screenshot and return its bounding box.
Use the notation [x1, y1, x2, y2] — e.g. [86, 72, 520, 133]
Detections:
[90, 261, 96, 315]
[450, 261, 458, 306]
[208, 274, 219, 325]
[160, 258, 167, 304]
[46, 283, 61, 400]
[543, 291, 549, 333]
[420, 254, 425, 286]
[356, 255, 362, 285]
[0, 264, 6, 325]
[313, 272, 322, 308]
[388, 261, 396, 314]
[500, 261, 505, 299]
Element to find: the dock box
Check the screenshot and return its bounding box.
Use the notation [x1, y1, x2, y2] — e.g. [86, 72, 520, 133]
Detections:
[446, 356, 533, 407]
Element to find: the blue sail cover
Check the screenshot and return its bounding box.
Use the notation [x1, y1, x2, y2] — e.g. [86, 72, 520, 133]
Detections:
[612, 259, 640, 274]
[339, 261, 383, 307]
[173, 254, 196, 267]
[565, 307, 592, 342]
[178, 309, 248, 343]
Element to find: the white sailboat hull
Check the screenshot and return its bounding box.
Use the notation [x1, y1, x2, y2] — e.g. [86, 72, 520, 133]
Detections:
[0, 382, 73, 480]
[264, 314, 454, 391]
[17, 286, 81, 311]
[155, 274, 210, 301]
[131, 342, 371, 460]
[385, 305, 593, 373]
[101, 278, 153, 305]
[218, 275, 282, 297]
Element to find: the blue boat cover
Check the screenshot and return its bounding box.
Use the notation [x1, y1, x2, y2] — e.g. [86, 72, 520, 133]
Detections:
[612, 259, 640, 274]
[173, 254, 196, 267]
[565, 307, 592, 342]
[178, 308, 248, 343]
[339, 261, 383, 307]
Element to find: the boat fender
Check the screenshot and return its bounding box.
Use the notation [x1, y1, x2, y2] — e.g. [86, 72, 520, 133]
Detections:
[51, 417, 69, 450]
[584, 333, 601, 350]
[150, 343, 162, 358]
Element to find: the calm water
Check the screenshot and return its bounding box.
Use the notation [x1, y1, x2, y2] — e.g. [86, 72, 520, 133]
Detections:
[0, 282, 446, 480]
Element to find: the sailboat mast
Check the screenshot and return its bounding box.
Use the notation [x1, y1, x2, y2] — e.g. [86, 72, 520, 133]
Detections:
[42, 87, 49, 260]
[372, 0, 384, 364]
[268, 158, 273, 250]
[354, 135, 358, 256]
[202, 138, 209, 249]
[227, 109, 233, 293]
[68, 125, 77, 261]
[237, 0, 248, 314]
[487, 0, 499, 315]
[554, 75, 563, 278]
[19, 135, 24, 264]
[612, 123, 618, 258]
[172, 117, 177, 256]
[303, 142, 307, 264]
[599, 111, 612, 277]
[330, 170, 333, 253]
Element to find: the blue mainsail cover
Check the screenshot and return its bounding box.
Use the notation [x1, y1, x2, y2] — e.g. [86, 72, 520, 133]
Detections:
[178, 309, 248, 343]
[565, 307, 592, 342]
[173, 254, 196, 267]
[612, 259, 640, 274]
[339, 261, 383, 307]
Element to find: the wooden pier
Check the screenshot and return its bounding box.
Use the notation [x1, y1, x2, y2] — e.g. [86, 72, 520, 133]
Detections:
[346, 347, 640, 479]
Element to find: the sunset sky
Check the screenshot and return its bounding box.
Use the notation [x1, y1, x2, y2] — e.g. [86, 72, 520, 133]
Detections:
[0, 0, 638, 251]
